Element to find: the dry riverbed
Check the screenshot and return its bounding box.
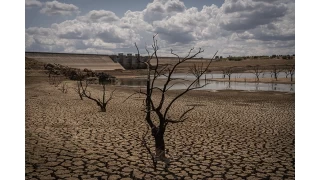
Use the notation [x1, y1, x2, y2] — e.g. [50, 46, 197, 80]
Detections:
[25, 74, 295, 180]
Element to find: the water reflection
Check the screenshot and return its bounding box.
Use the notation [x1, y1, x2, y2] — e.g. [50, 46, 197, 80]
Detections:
[158, 72, 295, 80]
[118, 72, 295, 93]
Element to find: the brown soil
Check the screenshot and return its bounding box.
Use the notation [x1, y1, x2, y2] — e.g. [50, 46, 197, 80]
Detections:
[25, 68, 295, 179]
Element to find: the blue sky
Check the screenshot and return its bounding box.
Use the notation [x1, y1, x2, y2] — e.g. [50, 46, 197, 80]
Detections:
[25, 0, 295, 57]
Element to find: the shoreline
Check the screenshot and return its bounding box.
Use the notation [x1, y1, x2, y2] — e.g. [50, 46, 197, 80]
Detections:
[207, 77, 295, 84]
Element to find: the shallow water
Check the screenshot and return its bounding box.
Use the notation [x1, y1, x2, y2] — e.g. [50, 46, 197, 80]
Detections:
[159, 72, 294, 79]
[117, 72, 295, 93]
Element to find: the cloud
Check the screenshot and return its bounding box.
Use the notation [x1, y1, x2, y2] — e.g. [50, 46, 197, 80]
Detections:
[40, 1, 79, 16]
[220, 0, 288, 31]
[25, 0, 42, 8]
[83, 39, 117, 49]
[64, 47, 114, 54]
[143, 0, 186, 23]
[223, 0, 255, 14]
[25, 9, 141, 53]
[26, 0, 295, 57]
[165, 0, 185, 13]
[152, 5, 222, 44]
[95, 24, 140, 45]
[252, 0, 280, 3]
[120, 10, 153, 31]
[78, 10, 119, 23]
[25, 33, 35, 48]
[26, 27, 52, 36]
[52, 20, 90, 40]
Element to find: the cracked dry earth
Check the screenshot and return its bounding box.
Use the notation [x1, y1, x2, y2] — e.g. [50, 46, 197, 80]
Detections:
[26, 80, 295, 180]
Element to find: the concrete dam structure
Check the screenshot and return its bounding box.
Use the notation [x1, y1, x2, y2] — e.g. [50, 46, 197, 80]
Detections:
[25, 52, 125, 71]
[110, 53, 149, 69]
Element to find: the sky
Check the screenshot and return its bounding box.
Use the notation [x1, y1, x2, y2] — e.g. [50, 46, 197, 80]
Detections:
[25, 0, 295, 58]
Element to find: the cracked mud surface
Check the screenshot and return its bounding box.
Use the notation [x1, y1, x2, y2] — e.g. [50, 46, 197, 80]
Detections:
[26, 78, 294, 180]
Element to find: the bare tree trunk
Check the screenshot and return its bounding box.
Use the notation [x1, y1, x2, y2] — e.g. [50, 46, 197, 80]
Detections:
[100, 106, 106, 112]
[153, 129, 165, 159]
[80, 81, 115, 112]
[131, 35, 217, 170]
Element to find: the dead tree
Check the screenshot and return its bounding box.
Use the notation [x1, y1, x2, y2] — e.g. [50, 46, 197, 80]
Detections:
[132, 35, 217, 170]
[79, 80, 115, 112]
[48, 75, 63, 87]
[248, 65, 264, 81]
[189, 63, 205, 87]
[271, 65, 282, 81]
[59, 82, 68, 93]
[222, 67, 233, 81]
[284, 65, 295, 82]
[73, 71, 86, 100]
[74, 81, 84, 100]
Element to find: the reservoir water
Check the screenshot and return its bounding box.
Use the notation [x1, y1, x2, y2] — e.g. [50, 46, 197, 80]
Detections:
[117, 72, 295, 93]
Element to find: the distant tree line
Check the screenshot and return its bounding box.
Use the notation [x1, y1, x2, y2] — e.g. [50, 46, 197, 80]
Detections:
[44, 63, 116, 84]
[270, 54, 294, 59]
[224, 54, 295, 61]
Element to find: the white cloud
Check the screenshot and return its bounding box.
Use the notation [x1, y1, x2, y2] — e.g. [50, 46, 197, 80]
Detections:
[26, 27, 52, 36]
[25, 33, 35, 48]
[40, 1, 79, 16]
[83, 39, 117, 49]
[25, 0, 42, 8]
[152, 5, 222, 44]
[78, 10, 119, 23]
[25, 9, 142, 53]
[64, 47, 114, 54]
[142, 0, 186, 23]
[26, 0, 295, 57]
[95, 24, 138, 44]
[120, 10, 153, 31]
[52, 20, 90, 39]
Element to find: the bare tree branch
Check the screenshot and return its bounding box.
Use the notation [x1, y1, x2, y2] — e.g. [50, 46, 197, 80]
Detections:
[131, 35, 218, 168]
[80, 80, 115, 112]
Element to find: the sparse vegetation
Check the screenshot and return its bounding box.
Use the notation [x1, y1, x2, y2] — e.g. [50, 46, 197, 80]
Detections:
[222, 67, 234, 81]
[284, 65, 295, 82]
[248, 65, 264, 81]
[59, 82, 68, 93]
[271, 65, 282, 81]
[79, 80, 115, 112]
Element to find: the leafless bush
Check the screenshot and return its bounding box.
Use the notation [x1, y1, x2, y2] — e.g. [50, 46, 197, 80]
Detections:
[79, 80, 115, 112]
[48, 75, 63, 87]
[284, 65, 295, 82]
[74, 80, 84, 100]
[189, 63, 206, 87]
[271, 65, 282, 81]
[248, 65, 264, 81]
[222, 67, 234, 81]
[59, 82, 68, 93]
